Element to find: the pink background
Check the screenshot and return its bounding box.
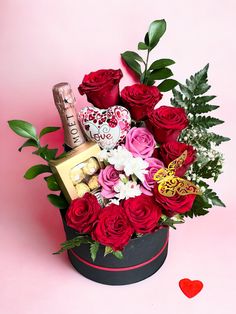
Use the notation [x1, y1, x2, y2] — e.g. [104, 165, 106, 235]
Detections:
[1, 1, 236, 313]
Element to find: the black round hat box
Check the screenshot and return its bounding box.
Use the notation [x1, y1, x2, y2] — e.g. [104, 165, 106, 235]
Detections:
[60, 209, 169, 285]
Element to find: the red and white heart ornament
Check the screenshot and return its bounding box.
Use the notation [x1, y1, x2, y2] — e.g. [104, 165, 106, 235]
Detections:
[78, 105, 131, 149]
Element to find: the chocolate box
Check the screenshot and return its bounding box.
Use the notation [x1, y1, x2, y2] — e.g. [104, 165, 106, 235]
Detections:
[49, 142, 102, 203]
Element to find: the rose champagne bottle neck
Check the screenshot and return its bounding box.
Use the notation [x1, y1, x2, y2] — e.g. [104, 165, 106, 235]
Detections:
[52, 82, 86, 150]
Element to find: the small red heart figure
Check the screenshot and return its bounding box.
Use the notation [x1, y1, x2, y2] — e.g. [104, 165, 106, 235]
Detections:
[179, 278, 203, 298]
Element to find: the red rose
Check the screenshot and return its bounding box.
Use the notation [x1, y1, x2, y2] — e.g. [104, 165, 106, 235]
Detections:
[78, 69, 123, 109]
[124, 194, 162, 234]
[92, 204, 134, 251]
[146, 105, 188, 143]
[66, 193, 101, 234]
[121, 84, 162, 121]
[159, 141, 196, 177]
[153, 184, 196, 215]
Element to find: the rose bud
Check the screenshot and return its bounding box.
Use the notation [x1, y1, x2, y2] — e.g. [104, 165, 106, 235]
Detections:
[121, 83, 162, 121]
[92, 204, 134, 251]
[158, 141, 196, 177]
[153, 184, 196, 216]
[124, 194, 162, 234]
[124, 127, 156, 159]
[78, 69, 123, 109]
[141, 158, 164, 195]
[66, 193, 101, 234]
[146, 105, 188, 144]
[98, 165, 121, 198]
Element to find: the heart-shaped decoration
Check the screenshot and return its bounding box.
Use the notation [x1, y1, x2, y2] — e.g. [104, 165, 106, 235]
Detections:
[179, 278, 203, 298]
[78, 106, 131, 149]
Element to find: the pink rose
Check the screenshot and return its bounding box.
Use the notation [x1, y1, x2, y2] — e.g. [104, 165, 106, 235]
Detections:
[141, 158, 164, 196]
[98, 165, 120, 198]
[124, 127, 156, 158]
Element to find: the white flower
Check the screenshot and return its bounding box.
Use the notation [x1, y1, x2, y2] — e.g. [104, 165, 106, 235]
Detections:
[97, 149, 111, 162]
[108, 146, 133, 171]
[124, 157, 149, 182]
[114, 180, 141, 200]
[107, 198, 120, 205]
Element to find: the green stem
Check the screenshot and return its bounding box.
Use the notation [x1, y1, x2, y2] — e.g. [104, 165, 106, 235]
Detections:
[143, 50, 150, 84]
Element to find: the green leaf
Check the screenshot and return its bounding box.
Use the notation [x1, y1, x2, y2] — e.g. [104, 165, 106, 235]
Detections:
[158, 79, 178, 92]
[8, 120, 38, 141]
[53, 236, 91, 254]
[112, 251, 124, 260]
[149, 58, 175, 70]
[161, 217, 184, 229]
[144, 32, 149, 46]
[189, 104, 219, 114]
[56, 151, 67, 159]
[24, 164, 51, 179]
[121, 51, 142, 76]
[184, 194, 211, 218]
[204, 187, 226, 207]
[179, 83, 193, 98]
[171, 89, 185, 107]
[138, 42, 148, 50]
[194, 83, 211, 95]
[149, 68, 173, 81]
[186, 131, 226, 150]
[39, 126, 60, 138]
[197, 157, 221, 180]
[18, 139, 39, 152]
[148, 19, 166, 50]
[194, 95, 216, 104]
[184, 64, 211, 96]
[208, 133, 230, 146]
[90, 242, 99, 262]
[104, 246, 113, 257]
[33, 145, 58, 161]
[121, 50, 144, 63]
[47, 194, 68, 209]
[44, 175, 60, 191]
[186, 64, 209, 94]
[192, 116, 224, 129]
[104, 246, 124, 259]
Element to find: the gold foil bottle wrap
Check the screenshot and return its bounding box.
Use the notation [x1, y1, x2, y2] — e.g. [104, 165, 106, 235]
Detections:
[52, 82, 86, 149]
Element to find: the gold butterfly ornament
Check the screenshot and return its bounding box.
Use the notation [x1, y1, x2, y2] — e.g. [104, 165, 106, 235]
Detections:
[153, 150, 202, 197]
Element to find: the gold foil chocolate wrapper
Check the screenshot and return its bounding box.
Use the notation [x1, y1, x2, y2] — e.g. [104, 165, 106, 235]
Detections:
[88, 175, 100, 190]
[70, 164, 85, 184]
[82, 157, 99, 176]
[52, 82, 86, 149]
[75, 182, 90, 197]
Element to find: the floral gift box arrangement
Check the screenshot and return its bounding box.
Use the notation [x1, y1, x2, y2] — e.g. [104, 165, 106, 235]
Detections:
[8, 19, 229, 285]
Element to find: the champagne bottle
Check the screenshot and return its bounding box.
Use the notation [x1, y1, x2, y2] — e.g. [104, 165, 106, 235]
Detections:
[52, 82, 86, 150]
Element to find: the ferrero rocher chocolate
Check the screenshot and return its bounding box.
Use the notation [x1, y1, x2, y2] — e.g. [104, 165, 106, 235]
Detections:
[49, 142, 102, 202]
[88, 175, 99, 190]
[75, 182, 90, 197]
[70, 164, 85, 184]
[52, 82, 86, 149]
[82, 157, 100, 175]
